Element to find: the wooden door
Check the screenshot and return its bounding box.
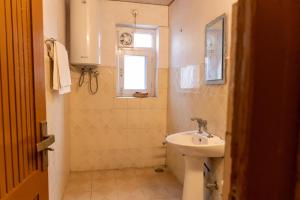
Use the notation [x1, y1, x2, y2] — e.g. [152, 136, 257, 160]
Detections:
[0, 0, 48, 199]
[229, 0, 300, 199]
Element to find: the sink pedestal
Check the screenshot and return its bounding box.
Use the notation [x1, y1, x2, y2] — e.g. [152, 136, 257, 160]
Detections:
[183, 156, 205, 200]
[166, 131, 225, 200]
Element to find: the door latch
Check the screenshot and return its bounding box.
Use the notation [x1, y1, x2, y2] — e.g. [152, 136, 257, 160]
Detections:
[37, 121, 55, 171]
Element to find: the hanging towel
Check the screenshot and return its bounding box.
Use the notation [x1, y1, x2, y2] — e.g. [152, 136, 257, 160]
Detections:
[53, 41, 72, 94]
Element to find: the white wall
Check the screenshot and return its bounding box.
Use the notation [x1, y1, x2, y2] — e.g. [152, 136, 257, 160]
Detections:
[43, 0, 70, 200]
[167, 0, 236, 199]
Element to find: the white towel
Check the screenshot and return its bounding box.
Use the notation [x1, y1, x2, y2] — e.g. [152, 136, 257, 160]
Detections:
[53, 41, 72, 94]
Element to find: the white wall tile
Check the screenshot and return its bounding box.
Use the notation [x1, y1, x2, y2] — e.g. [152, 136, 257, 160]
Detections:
[69, 1, 169, 172]
[167, 0, 237, 198]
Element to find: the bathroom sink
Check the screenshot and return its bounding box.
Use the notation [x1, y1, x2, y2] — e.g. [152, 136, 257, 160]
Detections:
[166, 130, 225, 157]
[166, 130, 225, 200]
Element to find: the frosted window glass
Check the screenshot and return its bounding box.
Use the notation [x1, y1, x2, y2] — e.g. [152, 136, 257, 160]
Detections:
[134, 33, 153, 48]
[124, 55, 147, 90]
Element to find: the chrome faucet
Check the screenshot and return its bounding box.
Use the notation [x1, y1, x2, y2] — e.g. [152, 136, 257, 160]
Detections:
[191, 118, 213, 138]
[191, 118, 207, 134]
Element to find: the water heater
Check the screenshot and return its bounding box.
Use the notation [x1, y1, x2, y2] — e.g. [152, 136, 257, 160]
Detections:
[70, 0, 101, 67]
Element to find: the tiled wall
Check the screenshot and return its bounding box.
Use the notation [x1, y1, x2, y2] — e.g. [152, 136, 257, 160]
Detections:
[167, 0, 236, 199]
[43, 0, 70, 200]
[69, 1, 169, 171]
[70, 67, 168, 170]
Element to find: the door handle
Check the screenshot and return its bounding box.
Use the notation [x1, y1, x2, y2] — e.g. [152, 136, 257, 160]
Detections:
[37, 135, 55, 152]
[37, 121, 55, 170]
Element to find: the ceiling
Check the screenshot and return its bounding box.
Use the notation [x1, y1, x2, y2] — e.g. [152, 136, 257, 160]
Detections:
[109, 0, 174, 6]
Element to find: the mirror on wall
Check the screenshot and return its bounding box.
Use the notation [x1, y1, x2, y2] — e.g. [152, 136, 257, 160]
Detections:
[205, 14, 226, 85]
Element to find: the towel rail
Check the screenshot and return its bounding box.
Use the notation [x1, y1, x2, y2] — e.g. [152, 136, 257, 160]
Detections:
[45, 38, 56, 60]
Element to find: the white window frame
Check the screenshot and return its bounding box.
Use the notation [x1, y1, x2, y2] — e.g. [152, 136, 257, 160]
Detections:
[117, 28, 156, 97]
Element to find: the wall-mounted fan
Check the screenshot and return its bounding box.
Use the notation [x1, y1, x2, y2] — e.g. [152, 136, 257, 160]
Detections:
[118, 32, 134, 48]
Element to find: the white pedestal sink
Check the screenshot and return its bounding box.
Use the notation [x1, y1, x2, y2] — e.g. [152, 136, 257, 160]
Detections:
[166, 131, 225, 200]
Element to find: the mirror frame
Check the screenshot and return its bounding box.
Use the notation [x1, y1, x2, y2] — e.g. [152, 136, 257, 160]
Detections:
[204, 14, 227, 85]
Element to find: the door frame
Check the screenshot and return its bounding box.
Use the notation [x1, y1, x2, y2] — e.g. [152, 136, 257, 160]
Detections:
[228, 0, 300, 199]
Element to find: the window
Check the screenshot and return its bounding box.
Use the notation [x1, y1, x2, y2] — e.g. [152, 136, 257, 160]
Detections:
[134, 33, 153, 48]
[117, 28, 156, 97]
[124, 55, 147, 90]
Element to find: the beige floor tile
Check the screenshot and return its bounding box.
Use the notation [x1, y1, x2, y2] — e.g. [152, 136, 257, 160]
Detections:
[64, 168, 183, 200]
[69, 171, 94, 182]
[158, 172, 179, 185]
[117, 186, 146, 200]
[65, 179, 92, 192]
[116, 176, 139, 187]
[154, 198, 181, 200]
[141, 184, 170, 199]
[114, 168, 137, 179]
[91, 190, 118, 200]
[63, 190, 91, 200]
[92, 170, 117, 181]
[93, 179, 118, 192]
[163, 183, 183, 198]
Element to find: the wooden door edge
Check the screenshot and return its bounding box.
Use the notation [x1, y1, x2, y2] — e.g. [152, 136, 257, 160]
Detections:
[296, 125, 300, 199]
[228, 0, 255, 198]
[222, 2, 238, 200]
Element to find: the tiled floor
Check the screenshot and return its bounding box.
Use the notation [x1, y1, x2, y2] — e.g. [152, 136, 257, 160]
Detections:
[63, 168, 183, 200]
